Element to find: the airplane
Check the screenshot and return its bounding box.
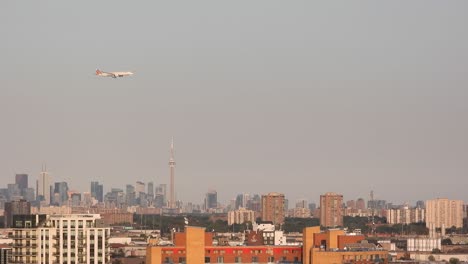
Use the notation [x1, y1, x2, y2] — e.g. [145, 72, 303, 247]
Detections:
[95, 69, 134, 78]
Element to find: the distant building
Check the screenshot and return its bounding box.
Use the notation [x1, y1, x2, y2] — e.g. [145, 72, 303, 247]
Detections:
[291, 207, 311, 218]
[90, 181, 103, 203]
[368, 199, 387, 210]
[356, 198, 366, 210]
[205, 190, 218, 210]
[22, 188, 35, 202]
[247, 195, 261, 212]
[4, 199, 31, 228]
[70, 192, 81, 207]
[296, 199, 308, 209]
[320, 192, 343, 227]
[155, 184, 167, 205]
[261, 192, 285, 225]
[416, 200, 425, 209]
[346, 200, 356, 209]
[426, 198, 464, 229]
[37, 166, 51, 205]
[386, 206, 425, 224]
[126, 184, 136, 206]
[309, 203, 316, 212]
[228, 208, 255, 225]
[101, 212, 134, 225]
[7, 184, 21, 201]
[135, 181, 145, 195]
[15, 174, 28, 190]
[147, 182, 154, 199]
[54, 182, 69, 205]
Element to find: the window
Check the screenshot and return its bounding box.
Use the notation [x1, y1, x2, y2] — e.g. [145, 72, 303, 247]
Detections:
[268, 256, 274, 263]
[178, 257, 186, 263]
[234, 256, 242, 263]
[204, 257, 210, 263]
[251, 256, 258, 263]
[216, 256, 224, 263]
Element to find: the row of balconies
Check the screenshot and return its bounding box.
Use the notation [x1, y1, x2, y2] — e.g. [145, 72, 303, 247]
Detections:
[12, 252, 37, 257]
[13, 243, 37, 248]
[10, 235, 37, 240]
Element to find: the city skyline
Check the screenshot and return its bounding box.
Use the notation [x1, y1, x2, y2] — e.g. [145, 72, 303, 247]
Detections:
[2, 2, 468, 205]
[0, 172, 453, 208]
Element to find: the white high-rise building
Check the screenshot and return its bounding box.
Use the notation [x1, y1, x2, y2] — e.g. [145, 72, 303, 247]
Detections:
[386, 206, 425, 224]
[135, 181, 145, 195]
[37, 166, 51, 205]
[10, 214, 110, 264]
[426, 198, 464, 229]
[228, 208, 255, 225]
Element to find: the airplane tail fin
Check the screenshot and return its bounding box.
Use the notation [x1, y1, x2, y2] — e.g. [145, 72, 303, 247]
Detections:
[96, 69, 102, 75]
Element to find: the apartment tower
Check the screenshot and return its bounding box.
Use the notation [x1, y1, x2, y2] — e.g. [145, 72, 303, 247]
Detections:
[426, 198, 464, 229]
[261, 192, 285, 225]
[320, 192, 344, 227]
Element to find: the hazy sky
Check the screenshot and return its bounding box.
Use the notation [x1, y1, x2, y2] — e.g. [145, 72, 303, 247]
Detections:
[1, 1, 468, 206]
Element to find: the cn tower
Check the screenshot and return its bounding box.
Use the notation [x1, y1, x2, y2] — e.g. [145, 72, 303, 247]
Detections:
[168, 137, 176, 209]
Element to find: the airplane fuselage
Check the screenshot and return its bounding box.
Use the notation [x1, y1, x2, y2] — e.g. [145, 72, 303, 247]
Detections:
[96, 69, 134, 78]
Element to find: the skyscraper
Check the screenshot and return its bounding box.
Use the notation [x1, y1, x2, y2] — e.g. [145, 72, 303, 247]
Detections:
[261, 192, 285, 225]
[54, 182, 69, 205]
[15, 174, 28, 190]
[320, 192, 344, 227]
[135, 181, 145, 195]
[205, 190, 218, 210]
[168, 137, 176, 209]
[126, 185, 136, 206]
[90, 181, 104, 203]
[156, 184, 167, 205]
[147, 182, 154, 199]
[37, 166, 51, 205]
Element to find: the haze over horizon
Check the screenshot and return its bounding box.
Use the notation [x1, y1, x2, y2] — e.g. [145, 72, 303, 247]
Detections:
[1, 1, 468, 206]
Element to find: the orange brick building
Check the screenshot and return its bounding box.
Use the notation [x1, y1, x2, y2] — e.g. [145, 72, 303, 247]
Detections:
[147, 226, 389, 264]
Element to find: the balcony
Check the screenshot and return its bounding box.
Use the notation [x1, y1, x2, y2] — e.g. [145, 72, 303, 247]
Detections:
[12, 252, 37, 257]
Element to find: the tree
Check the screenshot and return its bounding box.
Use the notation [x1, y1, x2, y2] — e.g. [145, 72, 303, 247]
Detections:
[449, 257, 460, 264]
[428, 255, 435, 261]
[442, 238, 453, 245]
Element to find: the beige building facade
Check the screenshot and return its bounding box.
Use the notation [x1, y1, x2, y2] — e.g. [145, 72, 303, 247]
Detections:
[228, 208, 255, 225]
[320, 192, 343, 227]
[386, 207, 425, 224]
[261, 192, 285, 225]
[426, 198, 464, 229]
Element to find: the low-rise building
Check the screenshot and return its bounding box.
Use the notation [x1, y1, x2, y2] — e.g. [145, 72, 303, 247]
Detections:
[146, 226, 388, 264]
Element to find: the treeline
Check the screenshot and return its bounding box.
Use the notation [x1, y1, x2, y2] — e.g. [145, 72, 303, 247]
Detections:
[131, 214, 434, 236]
